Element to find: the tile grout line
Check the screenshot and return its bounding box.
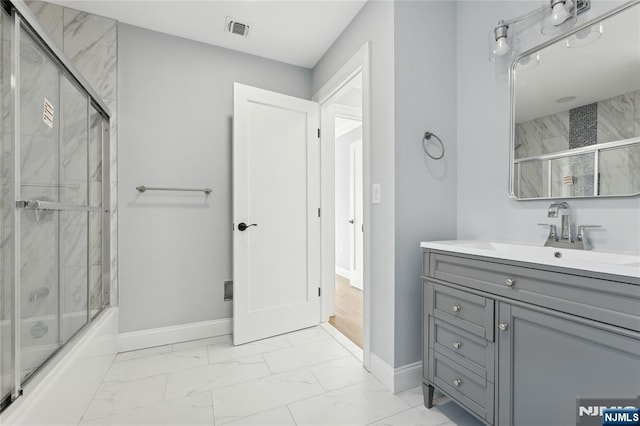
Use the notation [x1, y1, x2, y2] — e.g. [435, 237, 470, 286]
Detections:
[286, 404, 299, 426]
[76, 353, 118, 425]
[261, 353, 273, 375]
[79, 374, 170, 423]
[78, 389, 214, 423]
[161, 373, 169, 402]
[210, 390, 216, 426]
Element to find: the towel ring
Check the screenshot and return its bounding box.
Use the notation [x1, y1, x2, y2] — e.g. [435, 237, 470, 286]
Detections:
[422, 131, 445, 160]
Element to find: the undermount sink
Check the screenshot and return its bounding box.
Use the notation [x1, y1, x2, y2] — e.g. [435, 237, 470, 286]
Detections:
[420, 240, 640, 278]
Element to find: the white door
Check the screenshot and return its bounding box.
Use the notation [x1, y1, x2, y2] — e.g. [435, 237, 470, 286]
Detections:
[233, 83, 321, 345]
[349, 139, 363, 290]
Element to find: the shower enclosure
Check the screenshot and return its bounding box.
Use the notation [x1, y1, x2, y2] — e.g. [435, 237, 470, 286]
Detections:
[0, 1, 110, 411]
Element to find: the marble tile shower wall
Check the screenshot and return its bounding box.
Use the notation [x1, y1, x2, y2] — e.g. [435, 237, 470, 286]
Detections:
[515, 90, 640, 197]
[25, 1, 118, 306]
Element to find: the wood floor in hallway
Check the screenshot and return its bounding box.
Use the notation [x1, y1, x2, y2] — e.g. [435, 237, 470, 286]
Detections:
[329, 275, 363, 348]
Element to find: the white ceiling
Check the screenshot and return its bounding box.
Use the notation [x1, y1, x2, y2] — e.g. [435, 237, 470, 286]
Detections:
[515, 5, 640, 123]
[47, 0, 367, 68]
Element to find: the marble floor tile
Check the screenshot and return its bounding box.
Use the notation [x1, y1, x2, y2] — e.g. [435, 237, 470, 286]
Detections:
[263, 339, 351, 373]
[284, 326, 332, 346]
[172, 334, 231, 352]
[288, 377, 410, 426]
[435, 400, 485, 426]
[222, 406, 296, 426]
[82, 375, 167, 421]
[164, 354, 271, 400]
[80, 392, 214, 426]
[207, 335, 291, 363]
[320, 322, 364, 362]
[211, 368, 325, 424]
[104, 347, 208, 382]
[398, 385, 426, 407]
[113, 345, 172, 363]
[309, 356, 370, 391]
[368, 405, 453, 426]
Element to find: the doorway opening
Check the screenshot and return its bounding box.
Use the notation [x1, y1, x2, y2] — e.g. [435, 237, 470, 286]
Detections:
[314, 43, 370, 369]
[328, 79, 363, 348]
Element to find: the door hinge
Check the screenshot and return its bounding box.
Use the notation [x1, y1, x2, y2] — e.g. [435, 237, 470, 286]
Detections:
[318, 287, 321, 297]
[317, 208, 321, 217]
[317, 128, 320, 138]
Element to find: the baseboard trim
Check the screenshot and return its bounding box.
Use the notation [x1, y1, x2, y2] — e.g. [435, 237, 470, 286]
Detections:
[370, 353, 394, 392]
[394, 361, 422, 393]
[369, 354, 423, 394]
[118, 318, 232, 353]
[335, 266, 350, 280]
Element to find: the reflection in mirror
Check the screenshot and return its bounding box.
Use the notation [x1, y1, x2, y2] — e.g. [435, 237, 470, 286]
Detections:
[510, 2, 640, 199]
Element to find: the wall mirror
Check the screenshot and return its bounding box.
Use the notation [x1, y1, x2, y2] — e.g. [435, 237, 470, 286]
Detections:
[510, 2, 640, 200]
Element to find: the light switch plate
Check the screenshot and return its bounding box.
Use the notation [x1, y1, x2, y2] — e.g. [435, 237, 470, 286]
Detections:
[372, 183, 381, 204]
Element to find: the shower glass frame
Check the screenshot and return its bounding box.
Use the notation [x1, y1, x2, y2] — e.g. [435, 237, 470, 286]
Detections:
[1, 0, 111, 411]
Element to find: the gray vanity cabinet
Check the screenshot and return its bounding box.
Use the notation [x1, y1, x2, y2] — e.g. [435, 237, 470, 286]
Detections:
[497, 302, 640, 426]
[422, 249, 640, 426]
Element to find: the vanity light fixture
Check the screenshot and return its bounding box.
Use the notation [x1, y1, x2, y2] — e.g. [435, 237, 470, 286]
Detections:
[490, 0, 590, 62]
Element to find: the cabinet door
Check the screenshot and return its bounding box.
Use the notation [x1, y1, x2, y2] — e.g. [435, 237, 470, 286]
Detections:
[497, 303, 640, 426]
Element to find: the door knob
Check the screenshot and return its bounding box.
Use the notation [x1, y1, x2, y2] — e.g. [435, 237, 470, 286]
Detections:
[349, 219, 355, 224]
[238, 222, 257, 231]
[499, 323, 509, 331]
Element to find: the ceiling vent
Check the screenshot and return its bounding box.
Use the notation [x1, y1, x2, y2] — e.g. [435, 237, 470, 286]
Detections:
[225, 17, 250, 37]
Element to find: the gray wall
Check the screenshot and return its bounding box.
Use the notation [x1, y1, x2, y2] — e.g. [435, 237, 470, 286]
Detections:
[335, 126, 363, 272]
[118, 24, 312, 332]
[313, 0, 396, 366]
[457, 1, 640, 254]
[394, 1, 458, 367]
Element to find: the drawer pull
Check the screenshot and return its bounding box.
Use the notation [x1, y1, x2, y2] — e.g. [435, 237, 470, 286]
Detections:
[453, 341, 462, 349]
[505, 278, 515, 287]
[499, 322, 509, 331]
[453, 378, 462, 387]
[452, 305, 461, 313]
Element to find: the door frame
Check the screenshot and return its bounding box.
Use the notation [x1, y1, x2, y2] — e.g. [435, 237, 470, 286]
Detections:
[313, 43, 371, 370]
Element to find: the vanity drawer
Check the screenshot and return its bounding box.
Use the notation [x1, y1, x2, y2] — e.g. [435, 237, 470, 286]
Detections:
[433, 283, 494, 341]
[429, 350, 494, 423]
[428, 252, 640, 331]
[431, 317, 494, 379]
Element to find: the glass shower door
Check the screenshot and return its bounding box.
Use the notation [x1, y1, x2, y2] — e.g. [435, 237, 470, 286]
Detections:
[17, 25, 91, 382]
[18, 26, 63, 381]
[1, 5, 15, 407]
[1, 4, 109, 409]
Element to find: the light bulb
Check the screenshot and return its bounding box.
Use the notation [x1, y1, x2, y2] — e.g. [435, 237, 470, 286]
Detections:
[494, 37, 510, 56]
[551, 1, 570, 25]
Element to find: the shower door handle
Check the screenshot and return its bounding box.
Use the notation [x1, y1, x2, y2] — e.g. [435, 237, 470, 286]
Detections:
[16, 200, 101, 212]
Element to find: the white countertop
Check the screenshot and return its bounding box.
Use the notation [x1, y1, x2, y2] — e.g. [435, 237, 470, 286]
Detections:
[420, 239, 640, 279]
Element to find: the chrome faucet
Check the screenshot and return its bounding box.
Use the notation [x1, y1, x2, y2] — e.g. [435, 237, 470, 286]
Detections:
[539, 201, 601, 250]
[547, 202, 572, 242]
